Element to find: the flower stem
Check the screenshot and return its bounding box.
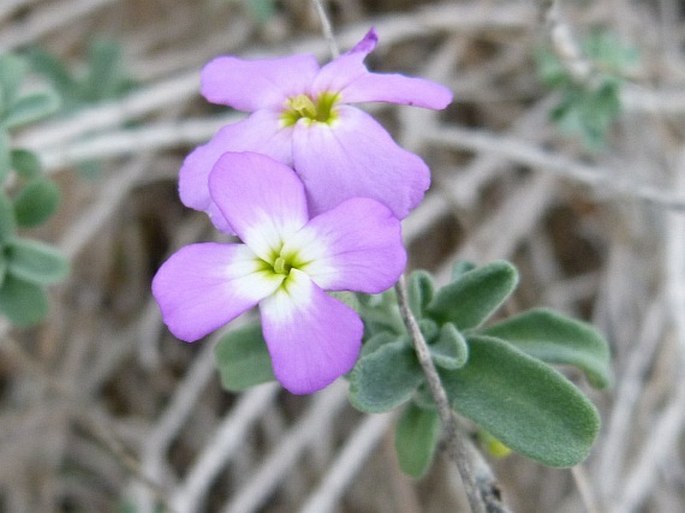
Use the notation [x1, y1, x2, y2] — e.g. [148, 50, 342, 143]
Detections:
[395, 275, 512, 513]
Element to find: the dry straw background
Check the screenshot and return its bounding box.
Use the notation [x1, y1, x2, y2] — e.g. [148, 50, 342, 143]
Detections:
[1, 0, 685, 512]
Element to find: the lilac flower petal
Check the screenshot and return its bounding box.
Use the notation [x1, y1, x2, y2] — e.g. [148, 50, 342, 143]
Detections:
[339, 73, 453, 109]
[209, 152, 308, 260]
[348, 28, 378, 55]
[152, 243, 283, 342]
[284, 198, 406, 293]
[260, 269, 363, 394]
[292, 105, 430, 219]
[310, 29, 378, 95]
[178, 110, 293, 231]
[201, 54, 320, 111]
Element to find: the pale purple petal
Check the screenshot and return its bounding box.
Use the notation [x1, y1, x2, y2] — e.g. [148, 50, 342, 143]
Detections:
[283, 198, 406, 293]
[209, 152, 308, 260]
[259, 269, 363, 394]
[339, 73, 453, 109]
[310, 29, 378, 96]
[178, 110, 293, 231]
[292, 105, 430, 219]
[201, 54, 319, 111]
[152, 243, 283, 342]
[348, 28, 378, 55]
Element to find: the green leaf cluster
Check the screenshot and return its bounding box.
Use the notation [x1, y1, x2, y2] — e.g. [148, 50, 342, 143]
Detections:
[0, 53, 68, 327]
[349, 261, 611, 477]
[537, 30, 639, 150]
[29, 39, 137, 112]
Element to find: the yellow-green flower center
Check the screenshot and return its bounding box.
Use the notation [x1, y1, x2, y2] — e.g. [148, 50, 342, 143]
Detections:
[281, 92, 340, 126]
[260, 245, 309, 287]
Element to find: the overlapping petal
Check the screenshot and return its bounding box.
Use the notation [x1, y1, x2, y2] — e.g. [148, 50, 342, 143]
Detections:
[259, 269, 363, 394]
[292, 105, 430, 218]
[209, 152, 308, 260]
[284, 198, 406, 293]
[339, 72, 453, 109]
[178, 110, 293, 230]
[152, 243, 283, 342]
[201, 54, 319, 111]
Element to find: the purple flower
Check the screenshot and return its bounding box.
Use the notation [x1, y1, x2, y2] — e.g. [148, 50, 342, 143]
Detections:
[153, 152, 406, 394]
[179, 28, 452, 231]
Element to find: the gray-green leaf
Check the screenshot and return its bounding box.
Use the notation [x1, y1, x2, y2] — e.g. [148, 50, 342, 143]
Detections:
[214, 322, 275, 391]
[427, 260, 518, 329]
[11, 149, 42, 179]
[4, 90, 60, 128]
[13, 178, 60, 227]
[395, 402, 441, 478]
[407, 270, 434, 318]
[482, 308, 612, 388]
[0, 128, 10, 182]
[5, 238, 69, 284]
[430, 322, 468, 370]
[0, 54, 26, 110]
[0, 191, 16, 245]
[442, 335, 600, 467]
[349, 340, 423, 413]
[0, 274, 48, 327]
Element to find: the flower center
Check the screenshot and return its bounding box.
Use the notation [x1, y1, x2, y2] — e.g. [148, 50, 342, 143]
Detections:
[281, 92, 340, 126]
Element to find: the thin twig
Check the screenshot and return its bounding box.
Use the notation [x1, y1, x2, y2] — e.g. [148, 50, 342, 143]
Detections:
[395, 276, 511, 513]
[311, 0, 339, 58]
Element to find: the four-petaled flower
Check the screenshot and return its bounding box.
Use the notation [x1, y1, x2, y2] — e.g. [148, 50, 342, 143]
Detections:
[153, 152, 406, 394]
[179, 28, 452, 232]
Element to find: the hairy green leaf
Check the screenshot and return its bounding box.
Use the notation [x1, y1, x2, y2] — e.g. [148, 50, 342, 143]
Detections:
[427, 260, 518, 329]
[395, 402, 441, 478]
[5, 238, 69, 284]
[214, 321, 274, 391]
[0, 54, 26, 110]
[14, 178, 60, 227]
[407, 270, 434, 317]
[0, 254, 6, 288]
[0, 274, 48, 327]
[0, 128, 9, 182]
[0, 191, 16, 245]
[482, 308, 612, 388]
[430, 322, 468, 370]
[443, 335, 600, 467]
[349, 340, 422, 413]
[4, 91, 60, 128]
[361, 330, 402, 357]
[11, 149, 42, 179]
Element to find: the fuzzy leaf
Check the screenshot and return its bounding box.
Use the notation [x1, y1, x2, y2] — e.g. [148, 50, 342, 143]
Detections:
[0, 128, 9, 182]
[395, 402, 441, 478]
[214, 322, 275, 391]
[361, 330, 401, 357]
[407, 270, 434, 317]
[482, 308, 612, 388]
[13, 178, 60, 227]
[11, 149, 42, 179]
[5, 238, 69, 284]
[0, 54, 26, 109]
[83, 40, 126, 101]
[4, 91, 60, 128]
[427, 261, 518, 329]
[442, 335, 600, 467]
[430, 322, 468, 370]
[0, 274, 48, 327]
[0, 254, 6, 288]
[451, 260, 476, 281]
[0, 191, 16, 245]
[349, 340, 423, 413]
